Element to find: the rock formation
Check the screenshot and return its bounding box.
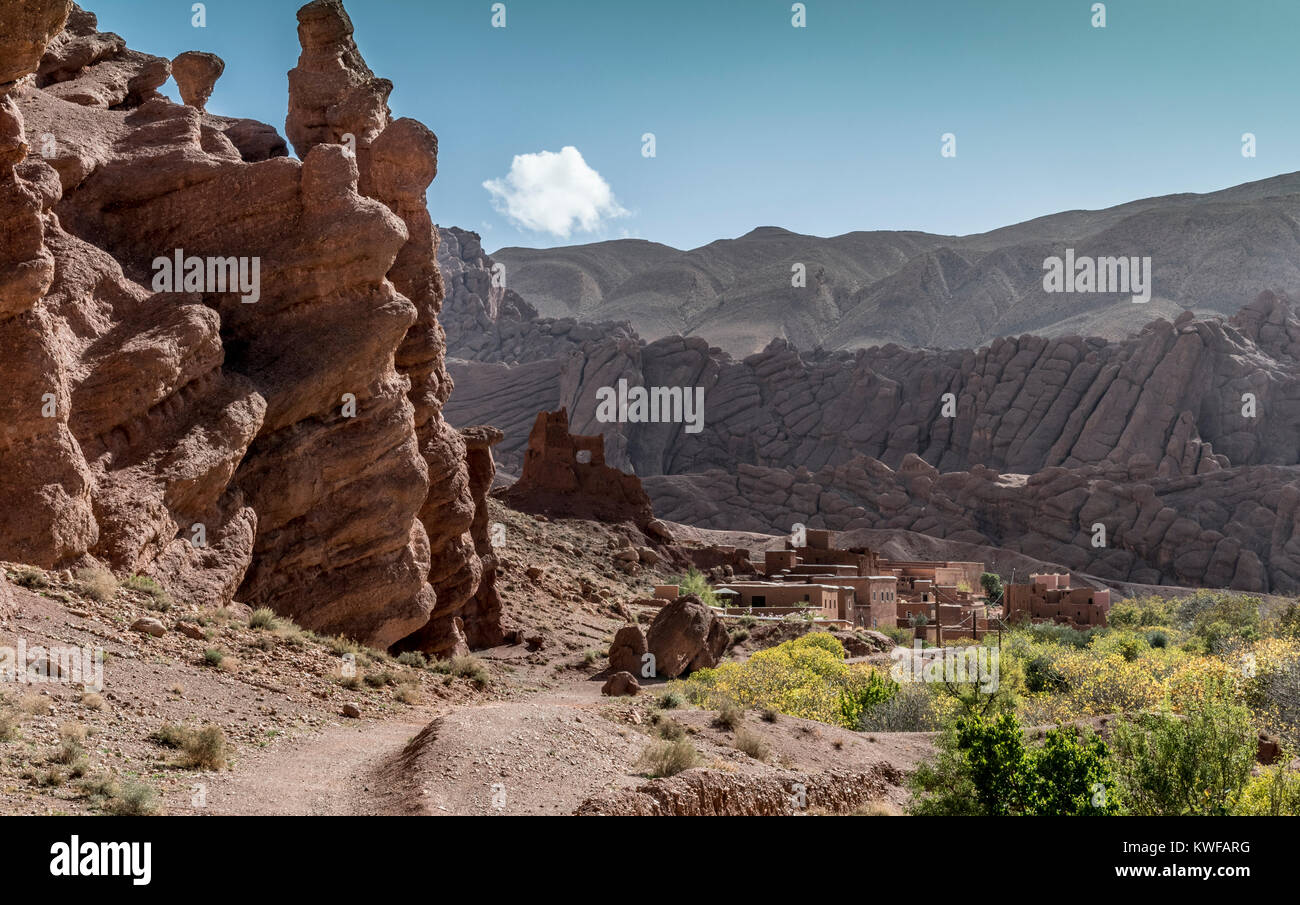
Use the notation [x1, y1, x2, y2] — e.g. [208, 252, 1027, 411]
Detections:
[643, 595, 728, 678]
[0, 1, 501, 650]
[170, 51, 222, 111]
[497, 409, 655, 528]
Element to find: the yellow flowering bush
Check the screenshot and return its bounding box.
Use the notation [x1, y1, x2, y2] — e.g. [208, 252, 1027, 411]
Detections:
[674, 633, 894, 728]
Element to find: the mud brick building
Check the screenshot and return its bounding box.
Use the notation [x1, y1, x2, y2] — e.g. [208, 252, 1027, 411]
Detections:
[1005, 573, 1111, 628]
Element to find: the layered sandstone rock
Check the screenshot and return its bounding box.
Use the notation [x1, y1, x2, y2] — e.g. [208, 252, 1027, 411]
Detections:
[0, 1, 500, 649]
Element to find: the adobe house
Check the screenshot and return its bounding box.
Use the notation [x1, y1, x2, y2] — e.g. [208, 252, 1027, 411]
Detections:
[714, 581, 844, 620]
[1005, 573, 1111, 628]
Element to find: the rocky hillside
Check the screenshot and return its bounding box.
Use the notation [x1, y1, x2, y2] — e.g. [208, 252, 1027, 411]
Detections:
[0, 1, 495, 653]
[493, 173, 1300, 354]
[441, 230, 1300, 594]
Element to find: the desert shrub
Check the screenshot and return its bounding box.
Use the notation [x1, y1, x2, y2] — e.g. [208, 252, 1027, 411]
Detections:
[248, 607, 278, 630]
[857, 681, 940, 732]
[179, 725, 227, 770]
[1233, 756, 1300, 816]
[449, 655, 489, 687]
[0, 707, 18, 742]
[396, 651, 428, 669]
[14, 567, 49, 590]
[712, 701, 743, 730]
[109, 781, 159, 816]
[149, 722, 191, 749]
[1146, 630, 1168, 649]
[124, 575, 171, 611]
[909, 712, 1118, 816]
[1109, 679, 1256, 815]
[676, 567, 719, 608]
[656, 718, 686, 740]
[1020, 621, 1097, 648]
[364, 670, 395, 688]
[327, 635, 361, 656]
[75, 566, 118, 603]
[638, 738, 702, 778]
[733, 726, 770, 761]
[202, 648, 225, 668]
[729, 628, 750, 645]
[1024, 653, 1070, 694]
[657, 689, 684, 710]
[759, 706, 779, 723]
[394, 683, 422, 705]
[677, 634, 895, 729]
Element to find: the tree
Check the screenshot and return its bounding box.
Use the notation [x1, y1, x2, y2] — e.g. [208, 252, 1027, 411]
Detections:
[980, 572, 1003, 602]
[1110, 680, 1256, 815]
[909, 711, 1118, 815]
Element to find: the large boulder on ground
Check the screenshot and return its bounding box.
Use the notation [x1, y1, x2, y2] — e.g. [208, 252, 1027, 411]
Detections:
[645, 594, 727, 678]
[608, 624, 647, 675]
[601, 671, 640, 697]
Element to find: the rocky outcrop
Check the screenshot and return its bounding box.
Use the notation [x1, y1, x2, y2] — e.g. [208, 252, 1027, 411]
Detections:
[575, 765, 901, 816]
[0, 1, 501, 649]
[497, 409, 656, 528]
[170, 51, 222, 111]
[644, 595, 728, 678]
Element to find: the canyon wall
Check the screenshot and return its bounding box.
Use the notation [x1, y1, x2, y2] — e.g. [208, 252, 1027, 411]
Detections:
[0, 0, 497, 652]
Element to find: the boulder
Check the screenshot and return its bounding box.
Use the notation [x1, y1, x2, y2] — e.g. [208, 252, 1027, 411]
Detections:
[129, 617, 166, 637]
[607, 624, 647, 675]
[645, 594, 727, 678]
[601, 671, 640, 697]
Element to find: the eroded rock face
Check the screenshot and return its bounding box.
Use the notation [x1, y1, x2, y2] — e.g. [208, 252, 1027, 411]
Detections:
[442, 237, 1300, 593]
[0, 1, 500, 649]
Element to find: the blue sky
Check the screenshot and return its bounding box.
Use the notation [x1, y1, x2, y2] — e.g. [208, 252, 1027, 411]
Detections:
[87, 0, 1300, 252]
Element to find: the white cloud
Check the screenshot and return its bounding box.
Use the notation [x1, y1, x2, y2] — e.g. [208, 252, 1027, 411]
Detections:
[483, 146, 628, 239]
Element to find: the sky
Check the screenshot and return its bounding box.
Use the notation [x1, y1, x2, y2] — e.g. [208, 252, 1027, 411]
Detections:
[86, 0, 1300, 252]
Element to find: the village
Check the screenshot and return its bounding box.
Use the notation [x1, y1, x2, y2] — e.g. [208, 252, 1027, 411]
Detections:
[653, 528, 1114, 641]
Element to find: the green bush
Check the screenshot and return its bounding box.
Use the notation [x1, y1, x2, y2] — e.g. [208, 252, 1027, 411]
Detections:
[676, 567, 719, 607]
[909, 712, 1118, 816]
[1109, 680, 1256, 815]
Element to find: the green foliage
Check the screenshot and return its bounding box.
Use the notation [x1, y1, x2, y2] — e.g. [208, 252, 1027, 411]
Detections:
[1110, 679, 1256, 815]
[676, 567, 719, 607]
[1233, 754, 1300, 816]
[857, 681, 939, 732]
[909, 712, 1118, 816]
[979, 572, 1003, 601]
[248, 607, 279, 630]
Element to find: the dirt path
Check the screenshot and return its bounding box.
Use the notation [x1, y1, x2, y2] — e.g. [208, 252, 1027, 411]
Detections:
[187, 712, 437, 816]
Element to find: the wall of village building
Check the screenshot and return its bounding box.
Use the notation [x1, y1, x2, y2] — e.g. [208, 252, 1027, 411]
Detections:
[1005, 573, 1112, 628]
